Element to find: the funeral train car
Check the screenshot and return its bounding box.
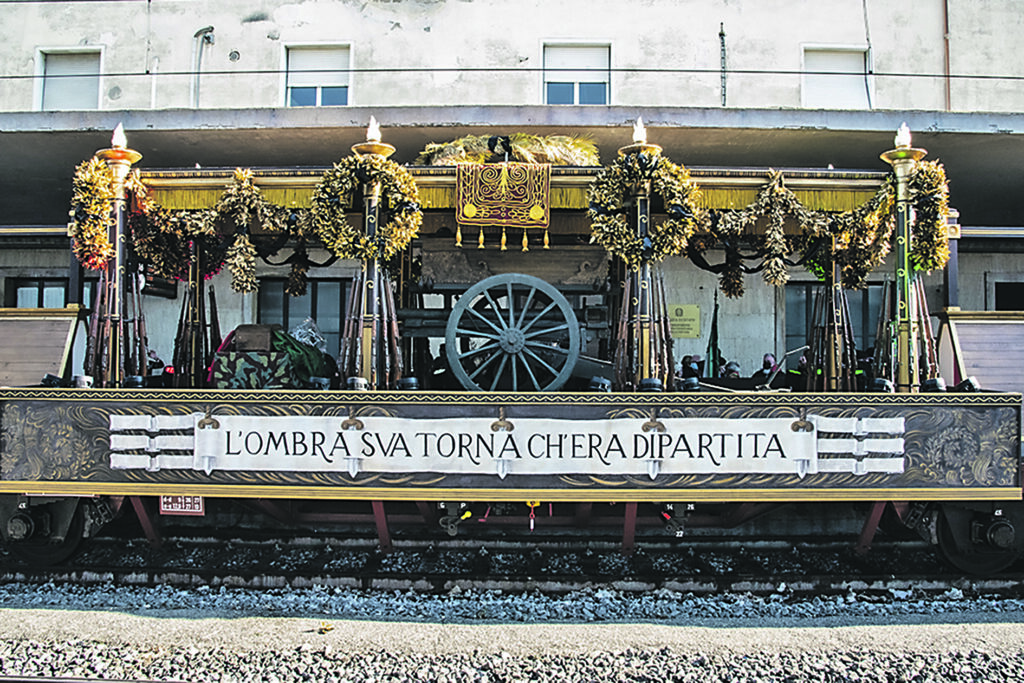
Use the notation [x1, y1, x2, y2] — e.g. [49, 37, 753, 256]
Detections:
[0, 123, 1021, 577]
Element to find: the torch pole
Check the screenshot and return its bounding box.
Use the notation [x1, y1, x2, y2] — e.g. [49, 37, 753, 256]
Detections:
[93, 125, 141, 388]
[881, 125, 926, 394]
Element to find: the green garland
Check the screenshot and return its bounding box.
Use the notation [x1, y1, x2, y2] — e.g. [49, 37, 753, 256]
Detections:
[587, 152, 702, 269]
[311, 155, 422, 262]
[69, 157, 117, 270]
[213, 168, 289, 293]
[690, 165, 949, 298]
[909, 160, 950, 272]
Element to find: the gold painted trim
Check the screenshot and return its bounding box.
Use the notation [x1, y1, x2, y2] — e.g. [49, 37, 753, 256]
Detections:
[0, 483, 1018, 503]
[0, 226, 70, 236]
[0, 306, 83, 319]
[1, 387, 1020, 407]
[139, 167, 888, 212]
[941, 310, 1024, 322]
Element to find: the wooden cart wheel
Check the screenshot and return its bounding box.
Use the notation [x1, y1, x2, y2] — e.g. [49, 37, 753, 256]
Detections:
[445, 273, 580, 392]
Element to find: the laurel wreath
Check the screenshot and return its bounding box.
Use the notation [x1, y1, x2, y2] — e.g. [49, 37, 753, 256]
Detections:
[311, 155, 422, 263]
[587, 152, 702, 269]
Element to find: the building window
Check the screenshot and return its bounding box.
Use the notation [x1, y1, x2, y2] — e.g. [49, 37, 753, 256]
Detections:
[5, 278, 95, 310]
[257, 278, 352, 356]
[785, 282, 884, 363]
[286, 46, 350, 107]
[994, 282, 1024, 311]
[544, 45, 609, 105]
[41, 51, 101, 110]
[802, 48, 871, 109]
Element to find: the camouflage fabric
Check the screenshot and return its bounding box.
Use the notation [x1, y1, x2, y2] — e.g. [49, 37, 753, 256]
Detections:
[209, 351, 302, 389]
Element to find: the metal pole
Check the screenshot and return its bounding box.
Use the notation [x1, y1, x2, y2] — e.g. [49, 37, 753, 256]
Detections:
[635, 195, 652, 380]
[93, 125, 141, 388]
[361, 183, 381, 387]
[880, 125, 926, 394]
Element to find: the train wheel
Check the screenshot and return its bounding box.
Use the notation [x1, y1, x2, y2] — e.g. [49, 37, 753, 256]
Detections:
[936, 503, 1023, 576]
[445, 273, 580, 392]
[4, 500, 85, 566]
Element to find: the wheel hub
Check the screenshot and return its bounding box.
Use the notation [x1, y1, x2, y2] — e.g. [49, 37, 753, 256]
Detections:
[498, 327, 526, 353]
[7, 513, 33, 540]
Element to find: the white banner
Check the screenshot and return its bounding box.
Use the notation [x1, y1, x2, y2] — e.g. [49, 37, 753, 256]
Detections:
[109, 413, 905, 480]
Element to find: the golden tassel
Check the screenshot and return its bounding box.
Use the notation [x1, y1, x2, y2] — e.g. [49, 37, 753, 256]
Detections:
[478, 227, 485, 249]
[501, 226, 508, 251]
[543, 227, 550, 249]
[455, 223, 463, 248]
[521, 229, 529, 252]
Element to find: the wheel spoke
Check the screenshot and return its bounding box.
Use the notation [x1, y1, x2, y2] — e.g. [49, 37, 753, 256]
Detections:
[524, 323, 570, 341]
[466, 306, 503, 335]
[518, 352, 543, 390]
[521, 301, 557, 334]
[482, 290, 509, 330]
[506, 282, 515, 328]
[522, 346, 560, 376]
[510, 353, 519, 392]
[457, 341, 500, 360]
[488, 354, 509, 391]
[516, 287, 538, 328]
[456, 327, 500, 342]
[525, 341, 570, 355]
[468, 349, 502, 381]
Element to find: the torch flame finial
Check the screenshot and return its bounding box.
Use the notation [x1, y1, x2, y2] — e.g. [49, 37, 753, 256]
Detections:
[112, 122, 127, 149]
[895, 122, 912, 149]
[367, 116, 381, 143]
[632, 116, 647, 144]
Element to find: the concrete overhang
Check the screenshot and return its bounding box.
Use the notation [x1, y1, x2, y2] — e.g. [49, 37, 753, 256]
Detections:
[2, 105, 1023, 227]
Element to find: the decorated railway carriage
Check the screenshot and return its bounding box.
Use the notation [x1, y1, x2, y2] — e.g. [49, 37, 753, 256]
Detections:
[0, 122, 1020, 575]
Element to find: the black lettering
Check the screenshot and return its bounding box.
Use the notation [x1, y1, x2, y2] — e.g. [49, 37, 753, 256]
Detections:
[476, 434, 494, 460]
[605, 434, 626, 460]
[459, 433, 479, 465]
[437, 433, 456, 457]
[498, 433, 521, 459]
[329, 432, 351, 460]
[312, 432, 327, 462]
[671, 434, 694, 458]
[633, 433, 650, 459]
[657, 433, 673, 459]
[245, 432, 264, 455]
[528, 434, 545, 458]
[266, 431, 288, 455]
[764, 433, 786, 458]
[572, 433, 586, 458]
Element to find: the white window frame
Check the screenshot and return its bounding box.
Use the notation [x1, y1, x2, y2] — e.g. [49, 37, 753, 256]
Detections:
[801, 44, 873, 110]
[34, 47, 104, 111]
[542, 43, 611, 105]
[282, 43, 352, 107]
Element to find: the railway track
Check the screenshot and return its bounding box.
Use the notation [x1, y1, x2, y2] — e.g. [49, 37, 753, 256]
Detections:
[4, 534, 1024, 599]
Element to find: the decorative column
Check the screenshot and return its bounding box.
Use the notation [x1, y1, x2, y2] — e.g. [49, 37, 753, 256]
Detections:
[613, 118, 674, 391]
[881, 124, 927, 393]
[92, 124, 142, 387]
[346, 117, 400, 390]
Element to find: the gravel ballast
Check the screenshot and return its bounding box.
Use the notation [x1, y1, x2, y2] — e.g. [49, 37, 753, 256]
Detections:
[1, 582, 1023, 681]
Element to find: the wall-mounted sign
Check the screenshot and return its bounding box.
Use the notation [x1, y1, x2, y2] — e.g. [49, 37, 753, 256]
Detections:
[669, 304, 700, 338]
